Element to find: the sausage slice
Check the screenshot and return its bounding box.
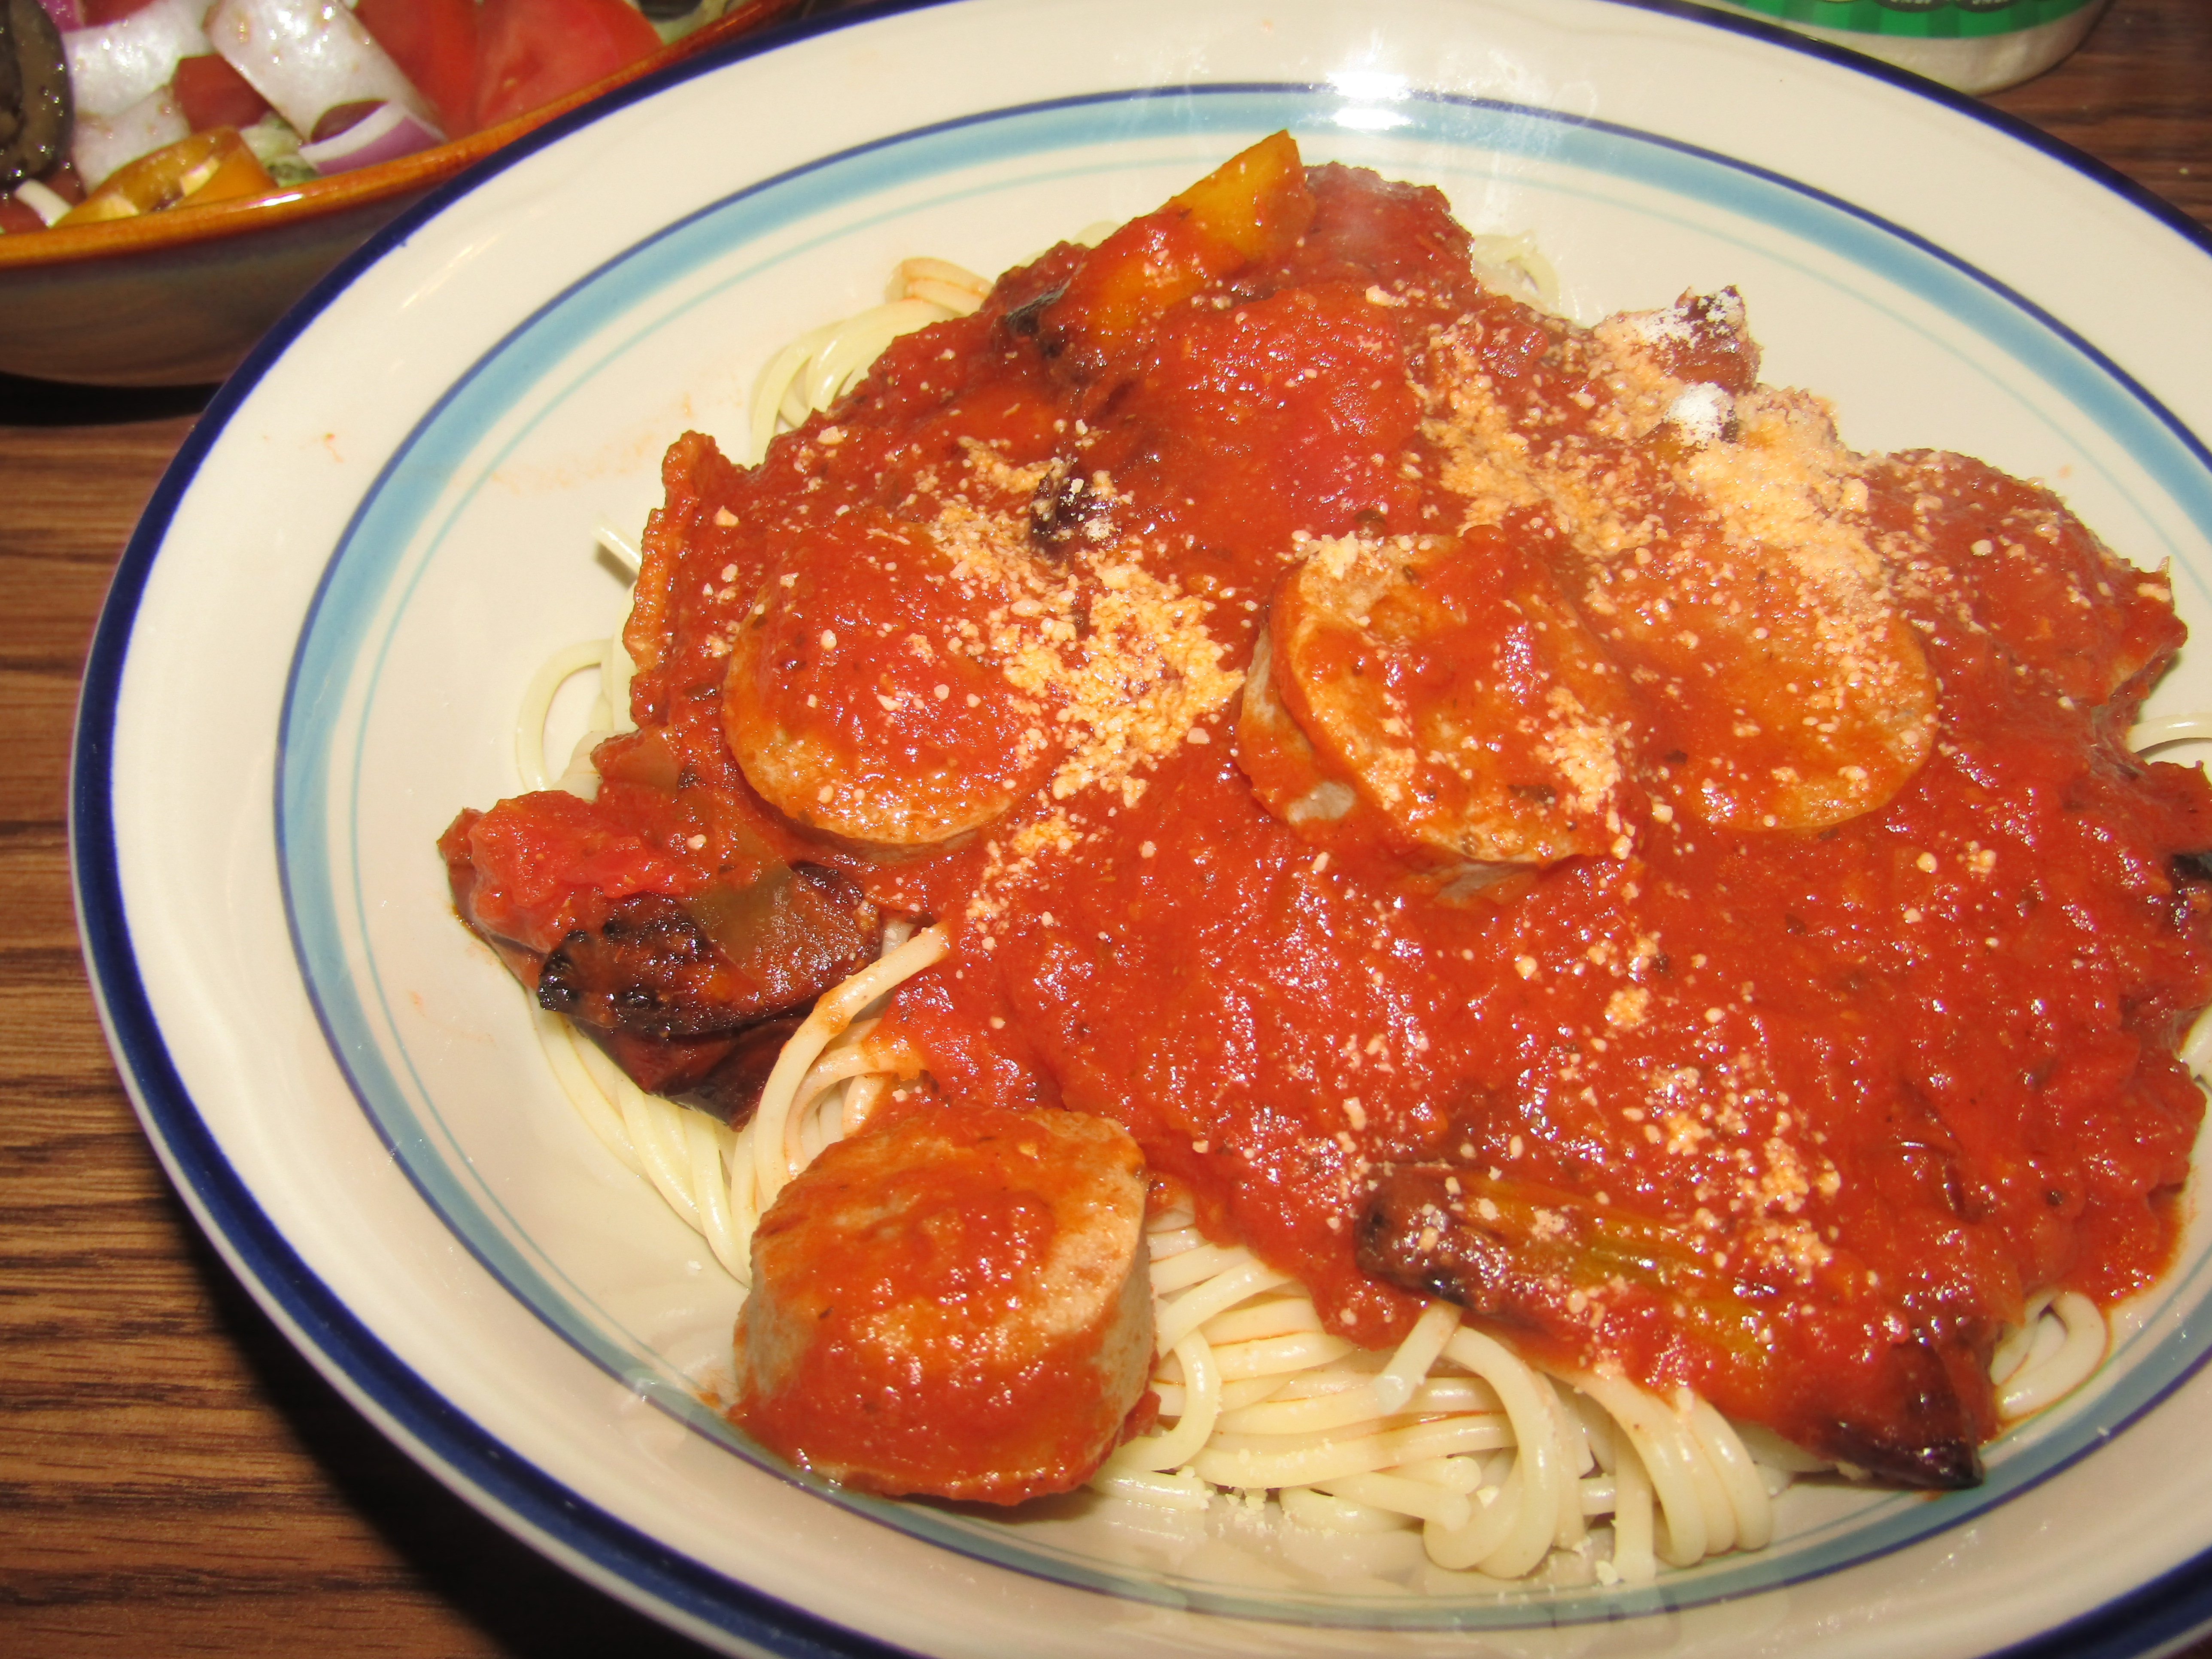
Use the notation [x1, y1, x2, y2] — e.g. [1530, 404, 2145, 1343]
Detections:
[735, 1102, 1154, 1504]
[1239, 527, 1637, 872]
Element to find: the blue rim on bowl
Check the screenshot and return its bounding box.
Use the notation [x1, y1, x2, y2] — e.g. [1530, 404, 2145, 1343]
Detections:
[73, 1, 2212, 1653]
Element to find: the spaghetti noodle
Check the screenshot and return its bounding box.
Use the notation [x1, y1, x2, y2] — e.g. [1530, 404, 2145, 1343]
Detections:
[534, 912, 2145, 1582]
[523, 663, 2180, 1580]
[447, 135, 2212, 1585]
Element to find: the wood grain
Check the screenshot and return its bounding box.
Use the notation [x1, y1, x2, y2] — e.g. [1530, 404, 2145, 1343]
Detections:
[0, 406, 721, 1656]
[1986, 0, 2212, 228]
[3, 3, 2208, 1653]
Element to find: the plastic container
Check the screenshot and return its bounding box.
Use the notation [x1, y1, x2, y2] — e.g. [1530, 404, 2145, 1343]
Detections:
[1695, 0, 2114, 93]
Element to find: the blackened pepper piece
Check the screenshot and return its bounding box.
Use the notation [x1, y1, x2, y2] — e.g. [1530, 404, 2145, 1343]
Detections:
[539, 895, 753, 1039]
[999, 283, 1067, 344]
[1029, 466, 1113, 557]
[683, 862, 880, 1013]
[687, 1014, 807, 1125]
[538, 865, 878, 1041]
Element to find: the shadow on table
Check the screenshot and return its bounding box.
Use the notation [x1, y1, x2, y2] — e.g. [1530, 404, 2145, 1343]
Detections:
[176, 1203, 736, 1659]
[0, 373, 219, 428]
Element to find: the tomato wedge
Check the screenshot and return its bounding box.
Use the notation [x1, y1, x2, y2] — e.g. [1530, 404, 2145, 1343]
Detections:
[354, 0, 480, 138]
[172, 55, 273, 135]
[471, 0, 662, 134]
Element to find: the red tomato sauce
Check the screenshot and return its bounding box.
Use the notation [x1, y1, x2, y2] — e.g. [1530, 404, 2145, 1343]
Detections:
[444, 151, 2212, 1468]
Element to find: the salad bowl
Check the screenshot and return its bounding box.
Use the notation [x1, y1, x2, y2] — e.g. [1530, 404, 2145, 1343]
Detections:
[0, 0, 809, 386]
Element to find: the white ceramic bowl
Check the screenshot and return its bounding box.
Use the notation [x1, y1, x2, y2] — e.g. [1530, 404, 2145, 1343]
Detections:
[74, 1, 2212, 1653]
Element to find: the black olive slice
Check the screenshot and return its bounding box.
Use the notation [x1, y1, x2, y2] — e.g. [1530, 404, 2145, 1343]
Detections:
[1, 0, 72, 196]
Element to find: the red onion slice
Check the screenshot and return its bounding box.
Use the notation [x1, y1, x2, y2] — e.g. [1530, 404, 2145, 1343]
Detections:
[34, 0, 85, 33]
[295, 100, 444, 176]
[204, 0, 434, 140]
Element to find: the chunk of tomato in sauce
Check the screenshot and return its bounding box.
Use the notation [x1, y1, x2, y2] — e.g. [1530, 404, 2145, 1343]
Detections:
[443, 791, 702, 958]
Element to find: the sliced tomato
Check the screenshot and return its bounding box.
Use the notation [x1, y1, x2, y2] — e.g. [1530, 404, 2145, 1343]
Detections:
[471, 0, 662, 134]
[172, 55, 272, 135]
[79, 0, 163, 22]
[354, 0, 480, 138]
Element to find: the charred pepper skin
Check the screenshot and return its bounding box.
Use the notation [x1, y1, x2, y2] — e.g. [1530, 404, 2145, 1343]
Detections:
[1356, 1163, 1988, 1489]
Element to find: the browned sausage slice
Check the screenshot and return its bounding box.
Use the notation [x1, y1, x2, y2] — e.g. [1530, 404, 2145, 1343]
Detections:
[1239, 526, 1638, 872]
[722, 509, 1057, 850]
[735, 1102, 1153, 1504]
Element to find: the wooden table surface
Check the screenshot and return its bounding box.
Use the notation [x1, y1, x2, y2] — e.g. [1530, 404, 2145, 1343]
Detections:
[5, 4, 2209, 1653]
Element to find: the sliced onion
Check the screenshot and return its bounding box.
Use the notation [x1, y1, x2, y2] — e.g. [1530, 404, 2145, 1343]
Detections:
[71, 83, 187, 191]
[12, 176, 72, 225]
[62, 0, 210, 119]
[296, 100, 443, 175]
[204, 0, 433, 139]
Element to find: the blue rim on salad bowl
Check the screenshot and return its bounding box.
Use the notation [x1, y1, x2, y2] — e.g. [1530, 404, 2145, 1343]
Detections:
[72, 1, 2212, 1653]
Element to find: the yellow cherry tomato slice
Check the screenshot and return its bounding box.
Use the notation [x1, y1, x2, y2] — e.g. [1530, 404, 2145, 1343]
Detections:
[57, 130, 276, 227]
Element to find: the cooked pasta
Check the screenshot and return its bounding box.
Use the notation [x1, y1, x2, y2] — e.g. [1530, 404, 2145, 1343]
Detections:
[473, 186, 2206, 1582]
[529, 878, 2142, 1583]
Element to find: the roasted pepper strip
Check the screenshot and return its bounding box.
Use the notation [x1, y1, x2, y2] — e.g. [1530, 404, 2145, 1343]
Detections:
[1356, 1163, 1990, 1488]
[1037, 128, 1315, 384]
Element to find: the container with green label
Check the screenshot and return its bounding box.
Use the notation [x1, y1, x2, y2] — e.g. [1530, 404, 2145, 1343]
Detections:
[1696, 0, 2112, 92]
